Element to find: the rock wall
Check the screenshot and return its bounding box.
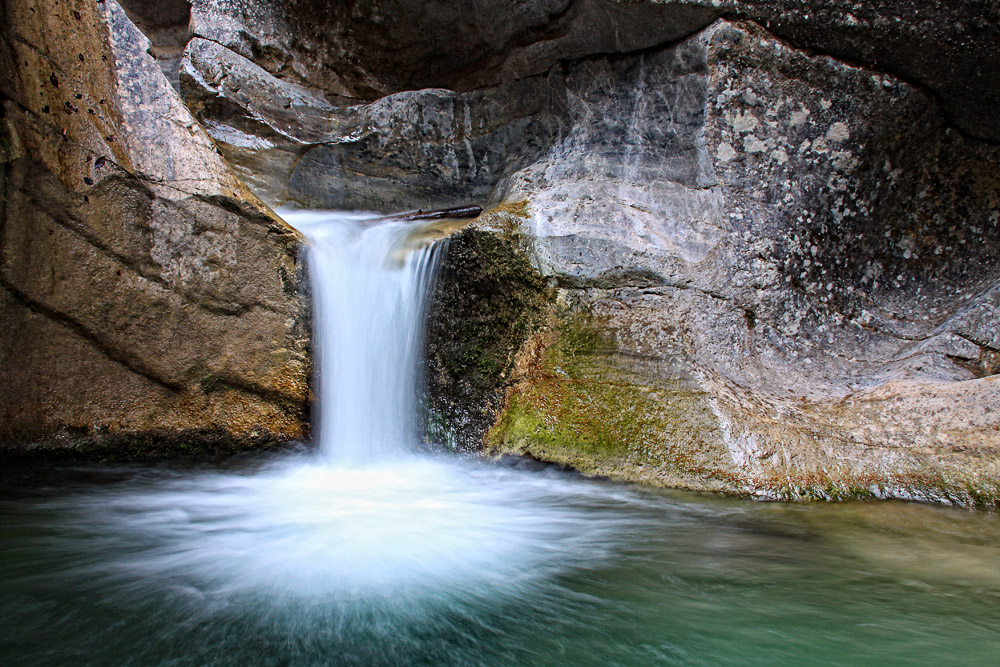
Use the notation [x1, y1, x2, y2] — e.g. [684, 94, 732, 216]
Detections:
[177, 1, 999, 505]
[423, 206, 553, 452]
[183, 0, 1000, 142]
[0, 0, 310, 457]
[4, 0, 998, 506]
[476, 22, 1000, 506]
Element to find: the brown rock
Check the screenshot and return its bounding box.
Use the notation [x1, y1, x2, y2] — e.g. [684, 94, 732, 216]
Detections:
[0, 0, 310, 456]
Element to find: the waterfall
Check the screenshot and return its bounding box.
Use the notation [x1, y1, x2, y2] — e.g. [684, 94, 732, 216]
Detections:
[0, 208, 680, 654]
[281, 209, 445, 462]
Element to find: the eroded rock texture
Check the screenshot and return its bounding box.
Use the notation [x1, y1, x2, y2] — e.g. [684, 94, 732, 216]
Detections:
[489, 23, 1000, 504]
[0, 0, 310, 456]
[182, 0, 1000, 141]
[176, 1, 1000, 504]
[4, 0, 998, 504]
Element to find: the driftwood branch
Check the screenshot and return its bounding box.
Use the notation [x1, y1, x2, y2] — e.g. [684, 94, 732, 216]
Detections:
[377, 206, 482, 223]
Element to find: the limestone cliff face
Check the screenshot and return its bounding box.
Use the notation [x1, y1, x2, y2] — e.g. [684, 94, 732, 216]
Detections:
[487, 22, 1000, 504]
[4, 0, 998, 505]
[0, 0, 310, 456]
[178, 1, 1000, 505]
[183, 0, 1000, 142]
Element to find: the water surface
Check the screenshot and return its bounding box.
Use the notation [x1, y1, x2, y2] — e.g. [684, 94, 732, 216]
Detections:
[4, 210, 997, 665]
[2, 455, 999, 666]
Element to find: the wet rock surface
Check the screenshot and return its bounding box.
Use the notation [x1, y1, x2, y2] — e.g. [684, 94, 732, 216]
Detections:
[1, 0, 310, 455]
[424, 207, 552, 452]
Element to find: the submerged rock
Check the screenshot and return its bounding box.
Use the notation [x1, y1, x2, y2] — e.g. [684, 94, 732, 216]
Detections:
[0, 0, 310, 455]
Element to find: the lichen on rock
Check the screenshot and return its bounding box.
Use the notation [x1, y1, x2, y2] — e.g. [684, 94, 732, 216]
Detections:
[487, 303, 737, 492]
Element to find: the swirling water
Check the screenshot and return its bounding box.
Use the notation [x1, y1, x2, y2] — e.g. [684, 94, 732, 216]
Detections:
[2, 211, 999, 665]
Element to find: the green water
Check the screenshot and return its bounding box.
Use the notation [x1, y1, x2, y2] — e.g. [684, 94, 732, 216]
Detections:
[1, 454, 998, 666]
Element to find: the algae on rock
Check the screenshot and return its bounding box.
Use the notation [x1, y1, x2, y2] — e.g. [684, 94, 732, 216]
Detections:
[487, 307, 737, 492]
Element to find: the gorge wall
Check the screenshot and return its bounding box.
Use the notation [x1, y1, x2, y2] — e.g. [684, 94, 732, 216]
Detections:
[0, 0, 310, 458]
[2, 0, 998, 506]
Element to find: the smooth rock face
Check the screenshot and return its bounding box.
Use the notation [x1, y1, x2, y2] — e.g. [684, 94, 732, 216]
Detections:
[0, 0, 310, 453]
[180, 35, 569, 210]
[431, 22, 998, 503]
[185, 0, 718, 102]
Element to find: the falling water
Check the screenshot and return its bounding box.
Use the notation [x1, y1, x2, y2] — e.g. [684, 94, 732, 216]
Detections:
[285, 210, 445, 461]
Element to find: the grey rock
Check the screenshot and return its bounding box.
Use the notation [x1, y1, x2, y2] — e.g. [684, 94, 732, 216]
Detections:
[118, 0, 192, 92]
[487, 21, 1000, 500]
[180, 36, 569, 210]
[186, 0, 1000, 141]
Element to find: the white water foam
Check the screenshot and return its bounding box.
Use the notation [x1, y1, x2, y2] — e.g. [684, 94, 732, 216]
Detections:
[42, 208, 635, 600]
[63, 456, 633, 600]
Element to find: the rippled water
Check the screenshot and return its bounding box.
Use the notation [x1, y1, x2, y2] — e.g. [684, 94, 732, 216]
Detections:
[2, 455, 1000, 666]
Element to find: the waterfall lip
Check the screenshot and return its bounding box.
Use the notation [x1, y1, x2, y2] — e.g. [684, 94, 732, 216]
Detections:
[374, 205, 483, 223]
[281, 204, 477, 263]
[376, 205, 483, 255]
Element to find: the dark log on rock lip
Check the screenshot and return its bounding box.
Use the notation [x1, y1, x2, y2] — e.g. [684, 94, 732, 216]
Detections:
[377, 206, 482, 222]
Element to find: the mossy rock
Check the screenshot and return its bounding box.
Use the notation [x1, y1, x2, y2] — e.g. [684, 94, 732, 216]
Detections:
[487, 310, 738, 490]
[424, 208, 553, 451]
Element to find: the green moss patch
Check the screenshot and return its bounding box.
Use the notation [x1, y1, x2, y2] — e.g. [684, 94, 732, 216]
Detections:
[488, 313, 735, 489]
